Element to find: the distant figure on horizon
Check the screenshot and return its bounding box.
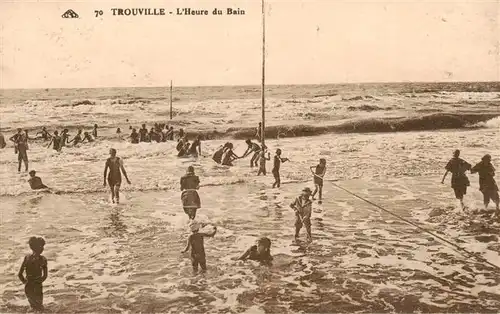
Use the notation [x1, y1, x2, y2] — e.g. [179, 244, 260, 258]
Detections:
[256, 122, 262, 142]
[272, 149, 289, 188]
[471, 154, 499, 215]
[180, 166, 201, 220]
[103, 148, 131, 204]
[18, 237, 48, 312]
[181, 221, 217, 274]
[310, 158, 327, 204]
[28, 170, 49, 190]
[442, 149, 471, 210]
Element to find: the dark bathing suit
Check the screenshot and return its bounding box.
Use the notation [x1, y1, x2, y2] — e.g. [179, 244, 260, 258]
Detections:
[472, 161, 499, 204]
[106, 157, 122, 187]
[188, 233, 207, 271]
[272, 155, 281, 179]
[212, 147, 225, 164]
[21, 254, 47, 311]
[17, 138, 28, 162]
[314, 165, 325, 186]
[445, 157, 471, 199]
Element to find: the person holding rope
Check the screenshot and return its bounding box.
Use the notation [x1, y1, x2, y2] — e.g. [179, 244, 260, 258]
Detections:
[310, 158, 327, 204]
[471, 154, 499, 216]
[290, 187, 313, 242]
[180, 166, 201, 220]
[441, 149, 471, 210]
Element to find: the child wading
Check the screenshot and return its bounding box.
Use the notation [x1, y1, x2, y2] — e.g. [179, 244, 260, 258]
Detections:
[181, 221, 217, 273]
[180, 166, 201, 220]
[290, 187, 313, 242]
[310, 158, 327, 204]
[257, 145, 271, 176]
[18, 237, 48, 312]
[238, 237, 273, 265]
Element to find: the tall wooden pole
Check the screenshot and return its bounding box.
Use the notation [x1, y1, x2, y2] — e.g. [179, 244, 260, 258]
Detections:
[169, 80, 173, 120]
[261, 0, 266, 146]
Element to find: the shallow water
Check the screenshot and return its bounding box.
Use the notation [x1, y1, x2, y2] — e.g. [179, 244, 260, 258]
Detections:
[1, 126, 500, 313]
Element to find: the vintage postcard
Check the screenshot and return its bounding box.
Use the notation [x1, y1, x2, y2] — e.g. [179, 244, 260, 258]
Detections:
[1, 0, 499, 313]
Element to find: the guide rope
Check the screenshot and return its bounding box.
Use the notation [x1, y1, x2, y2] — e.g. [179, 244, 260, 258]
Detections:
[332, 182, 500, 272]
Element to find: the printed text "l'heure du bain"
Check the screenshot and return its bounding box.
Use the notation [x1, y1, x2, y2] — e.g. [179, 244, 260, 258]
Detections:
[110, 8, 246, 16]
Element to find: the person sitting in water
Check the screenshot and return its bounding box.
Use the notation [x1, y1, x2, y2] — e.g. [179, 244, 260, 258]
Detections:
[180, 166, 201, 219]
[181, 221, 217, 273]
[442, 149, 471, 211]
[81, 131, 94, 143]
[28, 170, 49, 190]
[47, 131, 61, 151]
[212, 142, 231, 164]
[238, 237, 273, 265]
[130, 128, 139, 144]
[471, 154, 499, 215]
[36, 127, 51, 141]
[188, 136, 202, 157]
[69, 130, 83, 146]
[221, 143, 240, 166]
[242, 139, 261, 167]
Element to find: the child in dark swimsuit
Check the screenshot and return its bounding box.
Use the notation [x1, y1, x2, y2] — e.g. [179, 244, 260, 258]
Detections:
[242, 139, 261, 167]
[238, 237, 273, 265]
[18, 237, 48, 312]
[181, 221, 217, 273]
[310, 158, 326, 204]
[103, 148, 131, 204]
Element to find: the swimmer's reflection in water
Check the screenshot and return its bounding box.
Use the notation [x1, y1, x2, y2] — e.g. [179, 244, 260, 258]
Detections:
[104, 209, 127, 237]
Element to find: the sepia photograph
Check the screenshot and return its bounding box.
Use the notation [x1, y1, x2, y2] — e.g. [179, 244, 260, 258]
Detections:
[0, 0, 499, 313]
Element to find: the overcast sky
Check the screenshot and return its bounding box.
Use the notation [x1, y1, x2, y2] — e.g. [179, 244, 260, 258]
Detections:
[1, 0, 498, 88]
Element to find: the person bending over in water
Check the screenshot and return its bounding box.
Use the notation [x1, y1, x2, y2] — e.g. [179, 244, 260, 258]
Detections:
[272, 149, 289, 188]
[18, 236, 48, 313]
[28, 170, 49, 190]
[221, 143, 240, 166]
[310, 158, 327, 204]
[212, 142, 231, 164]
[47, 131, 61, 151]
[442, 149, 471, 210]
[69, 130, 83, 146]
[36, 127, 51, 141]
[181, 221, 217, 273]
[471, 154, 499, 216]
[257, 146, 271, 176]
[103, 148, 131, 204]
[238, 237, 273, 265]
[130, 128, 139, 144]
[242, 139, 261, 167]
[291, 187, 313, 242]
[81, 131, 94, 144]
[180, 166, 201, 219]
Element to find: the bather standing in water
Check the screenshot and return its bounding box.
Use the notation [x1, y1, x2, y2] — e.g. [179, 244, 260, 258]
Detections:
[36, 127, 51, 141]
[272, 149, 289, 188]
[103, 148, 131, 204]
[69, 130, 83, 146]
[471, 154, 499, 216]
[47, 131, 61, 151]
[130, 128, 139, 144]
[180, 166, 201, 219]
[442, 149, 471, 210]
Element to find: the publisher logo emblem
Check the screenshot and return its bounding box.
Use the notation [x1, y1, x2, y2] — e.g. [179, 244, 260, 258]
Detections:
[62, 9, 79, 18]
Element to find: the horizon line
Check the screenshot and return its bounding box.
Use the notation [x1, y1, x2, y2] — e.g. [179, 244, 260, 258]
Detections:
[1, 80, 500, 91]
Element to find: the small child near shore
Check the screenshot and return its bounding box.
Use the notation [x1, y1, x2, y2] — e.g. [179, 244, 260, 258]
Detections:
[18, 237, 48, 312]
[257, 145, 271, 176]
[238, 237, 273, 265]
[181, 221, 217, 273]
[310, 158, 326, 204]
